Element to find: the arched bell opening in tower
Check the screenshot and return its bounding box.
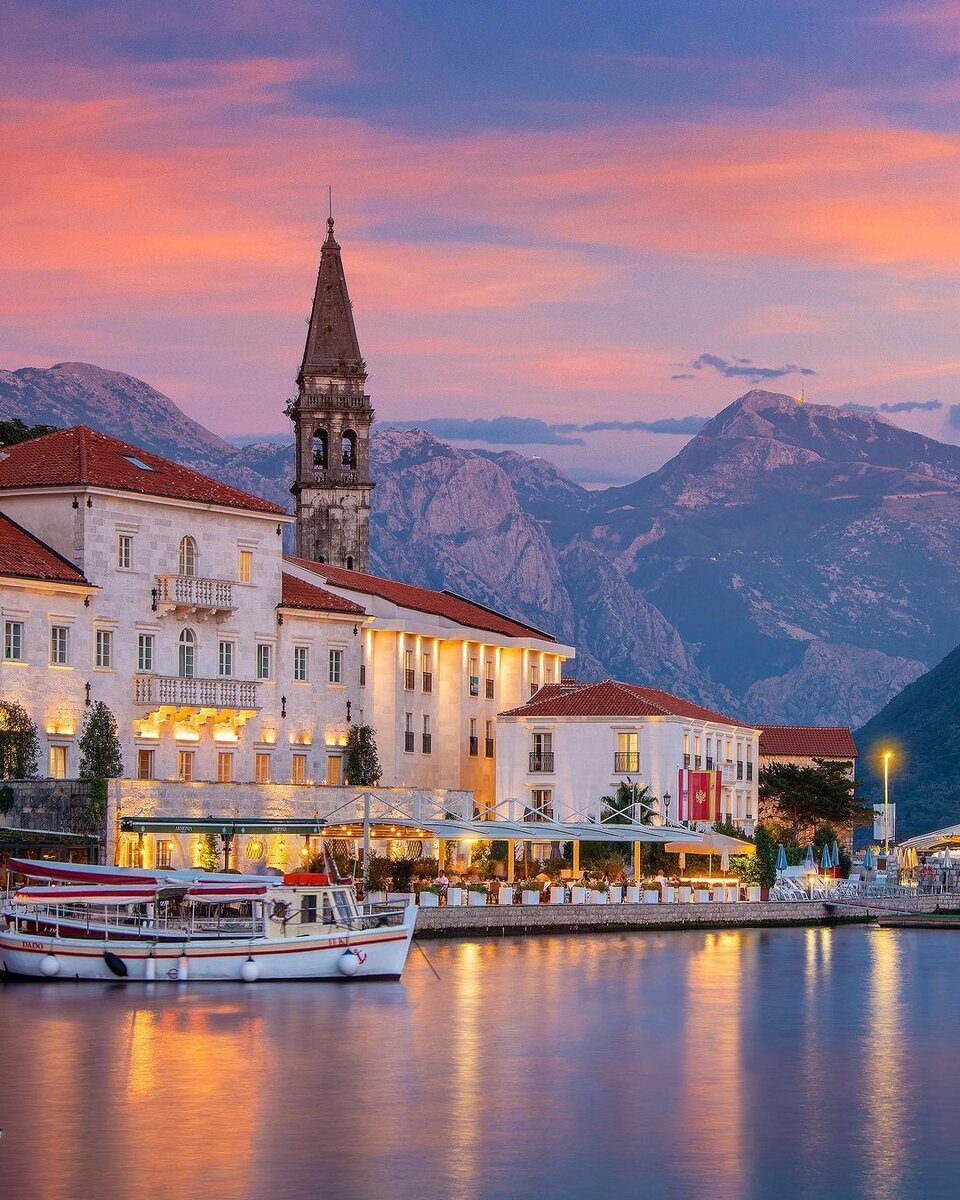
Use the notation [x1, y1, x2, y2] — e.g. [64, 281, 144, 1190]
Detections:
[313, 429, 328, 472]
[341, 429, 357, 470]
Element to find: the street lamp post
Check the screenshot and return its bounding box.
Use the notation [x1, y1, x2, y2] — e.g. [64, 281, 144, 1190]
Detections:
[883, 752, 893, 856]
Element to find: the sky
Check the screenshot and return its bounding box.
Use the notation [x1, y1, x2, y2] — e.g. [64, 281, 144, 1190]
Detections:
[5, 0, 960, 485]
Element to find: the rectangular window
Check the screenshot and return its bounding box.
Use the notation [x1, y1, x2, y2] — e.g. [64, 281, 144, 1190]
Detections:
[485, 719, 494, 758]
[255, 752, 271, 784]
[616, 731, 639, 773]
[359, 662, 366, 687]
[469, 656, 479, 696]
[238, 549, 252, 583]
[50, 625, 69, 666]
[545, 662, 554, 685]
[422, 714, 432, 754]
[48, 745, 67, 779]
[117, 534, 132, 570]
[256, 643, 273, 681]
[294, 646, 309, 683]
[136, 748, 155, 780]
[485, 659, 494, 700]
[216, 751, 234, 783]
[468, 717, 479, 757]
[529, 788, 553, 822]
[422, 652, 432, 693]
[326, 754, 342, 786]
[291, 753, 307, 785]
[137, 633, 154, 673]
[177, 750, 195, 782]
[156, 840, 173, 869]
[531, 732, 554, 772]
[218, 640, 234, 677]
[329, 648, 343, 684]
[404, 647, 415, 690]
[95, 629, 113, 669]
[529, 661, 539, 698]
[4, 620, 23, 662]
[404, 712, 415, 753]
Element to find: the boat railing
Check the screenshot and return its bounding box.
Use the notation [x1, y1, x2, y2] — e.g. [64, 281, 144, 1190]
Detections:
[3, 897, 261, 938]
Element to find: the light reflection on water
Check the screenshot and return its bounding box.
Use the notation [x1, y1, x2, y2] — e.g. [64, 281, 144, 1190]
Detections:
[2, 927, 959, 1200]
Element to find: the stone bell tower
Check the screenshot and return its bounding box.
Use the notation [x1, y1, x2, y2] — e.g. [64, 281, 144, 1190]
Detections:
[289, 215, 374, 570]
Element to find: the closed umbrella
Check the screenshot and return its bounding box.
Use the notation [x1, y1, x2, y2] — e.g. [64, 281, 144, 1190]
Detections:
[831, 841, 841, 876]
[864, 847, 876, 871]
[820, 844, 832, 872]
[720, 848, 730, 875]
[776, 844, 788, 876]
[944, 847, 953, 869]
[803, 845, 816, 872]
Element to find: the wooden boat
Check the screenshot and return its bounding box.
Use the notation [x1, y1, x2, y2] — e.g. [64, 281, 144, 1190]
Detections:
[0, 859, 416, 982]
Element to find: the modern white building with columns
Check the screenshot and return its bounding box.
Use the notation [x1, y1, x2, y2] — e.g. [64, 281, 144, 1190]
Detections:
[497, 679, 761, 833]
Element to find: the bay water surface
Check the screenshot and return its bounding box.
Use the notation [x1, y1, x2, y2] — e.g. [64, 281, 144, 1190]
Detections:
[1, 926, 958, 1200]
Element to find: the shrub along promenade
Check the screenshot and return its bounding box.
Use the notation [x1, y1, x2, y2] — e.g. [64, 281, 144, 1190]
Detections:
[412, 894, 942, 939]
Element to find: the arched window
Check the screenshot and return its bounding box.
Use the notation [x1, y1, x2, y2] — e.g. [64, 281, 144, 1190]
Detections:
[178, 628, 196, 678]
[346, 555, 354, 570]
[341, 430, 357, 470]
[179, 536, 198, 577]
[312, 429, 328, 470]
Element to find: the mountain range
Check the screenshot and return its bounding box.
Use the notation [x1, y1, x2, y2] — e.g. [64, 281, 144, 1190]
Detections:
[4, 361, 957, 732]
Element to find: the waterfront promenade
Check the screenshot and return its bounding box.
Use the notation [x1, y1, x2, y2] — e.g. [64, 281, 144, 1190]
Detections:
[413, 894, 943, 937]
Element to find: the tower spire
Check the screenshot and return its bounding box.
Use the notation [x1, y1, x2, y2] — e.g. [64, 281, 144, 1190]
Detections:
[289, 211, 374, 571]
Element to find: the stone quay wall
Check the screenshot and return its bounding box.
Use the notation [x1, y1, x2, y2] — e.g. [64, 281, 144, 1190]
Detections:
[413, 895, 945, 938]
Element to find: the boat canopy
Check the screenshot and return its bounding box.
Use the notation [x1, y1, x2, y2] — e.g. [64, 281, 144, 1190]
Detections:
[184, 883, 271, 903]
[6, 858, 169, 885]
[12, 884, 160, 906]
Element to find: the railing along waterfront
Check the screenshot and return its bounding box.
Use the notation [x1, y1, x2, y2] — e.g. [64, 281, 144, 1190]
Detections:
[134, 675, 261, 709]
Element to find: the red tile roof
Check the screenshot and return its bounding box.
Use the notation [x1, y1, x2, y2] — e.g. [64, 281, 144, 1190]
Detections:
[500, 679, 751, 727]
[758, 725, 858, 759]
[0, 513, 90, 585]
[279, 573, 366, 615]
[0, 426, 286, 515]
[286, 557, 558, 642]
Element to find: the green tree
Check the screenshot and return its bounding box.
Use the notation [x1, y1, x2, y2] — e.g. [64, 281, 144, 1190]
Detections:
[198, 833, 221, 872]
[0, 700, 40, 779]
[78, 701, 124, 779]
[0, 419, 57, 448]
[344, 723, 382, 785]
[758, 759, 870, 843]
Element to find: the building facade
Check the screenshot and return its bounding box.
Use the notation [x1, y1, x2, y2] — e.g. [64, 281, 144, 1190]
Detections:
[497, 679, 761, 832]
[758, 725, 858, 779]
[290, 216, 374, 570]
[285, 558, 571, 810]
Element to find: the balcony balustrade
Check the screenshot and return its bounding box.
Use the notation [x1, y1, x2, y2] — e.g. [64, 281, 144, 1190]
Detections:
[529, 751, 555, 773]
[485, 737, 495, 758]
[422, 733, 432, 754]
[422, 671, 433, 693]
[468, 736, 479, 757]
[404, 668, 416, 691]
[404, 731, 416, 753]
[155, 574, 235, 619]
[614, 752, 640, 773]
[134, 675, 260, 710]
[485, 679, 495, 700]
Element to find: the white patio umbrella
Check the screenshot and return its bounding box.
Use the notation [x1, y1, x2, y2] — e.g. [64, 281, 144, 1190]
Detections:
[820, 844, 832, 871]
[776, 844, 788, 876]
[863, 847, 876, 870]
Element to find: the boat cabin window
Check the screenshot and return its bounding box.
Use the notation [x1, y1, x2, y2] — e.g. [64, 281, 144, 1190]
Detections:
[333, 889, 355, 923]
[300, 893, 318, 924]
[322, 894, 336, 924]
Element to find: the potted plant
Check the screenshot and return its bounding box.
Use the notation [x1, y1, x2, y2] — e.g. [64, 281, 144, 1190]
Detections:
[467, 882, 488, 907]
[608, 883, 623, 904]
[498, 882, 514, 905]
[591, 881, 609, 904]
[642, 885, 660, 904]
[549, 882, 566, 904]
[570, 884, 588, 904]
[521, 880, 541, 905]
[419, 883, 441, 908]
[447, 884, 464, 907]
[625, 884, 641, 903]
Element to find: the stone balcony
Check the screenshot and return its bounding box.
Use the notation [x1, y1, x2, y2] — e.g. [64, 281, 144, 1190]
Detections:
[134, 675, 261, 726]
[155, 574, 235, 620]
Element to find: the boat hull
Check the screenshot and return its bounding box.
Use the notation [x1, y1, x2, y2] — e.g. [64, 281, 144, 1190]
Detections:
[0, 916, 416, 982]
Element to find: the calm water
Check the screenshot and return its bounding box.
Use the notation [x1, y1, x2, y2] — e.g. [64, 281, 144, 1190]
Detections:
[1, 926, 959, 1199]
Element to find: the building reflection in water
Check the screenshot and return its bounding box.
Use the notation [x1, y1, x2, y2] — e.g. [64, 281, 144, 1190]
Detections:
[864, 930, 906, 1200]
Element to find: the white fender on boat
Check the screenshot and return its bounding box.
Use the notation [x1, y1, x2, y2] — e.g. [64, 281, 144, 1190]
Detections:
[176, 953, 189, 981]
[240, 956, 259, 983]
[337, 949, 362, 977]
[40, 954, 60, 977]
[144, 953, 156, 982]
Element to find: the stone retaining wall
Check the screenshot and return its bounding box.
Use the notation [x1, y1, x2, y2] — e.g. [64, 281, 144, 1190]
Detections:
[414, 900, 858, 938]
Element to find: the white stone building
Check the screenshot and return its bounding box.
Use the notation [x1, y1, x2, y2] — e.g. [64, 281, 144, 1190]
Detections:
[496, 679, 761, 833]
[282, 558, 571, 810]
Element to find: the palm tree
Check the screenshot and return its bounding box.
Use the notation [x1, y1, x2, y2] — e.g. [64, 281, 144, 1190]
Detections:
[599, 780, 657, 825]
